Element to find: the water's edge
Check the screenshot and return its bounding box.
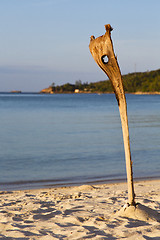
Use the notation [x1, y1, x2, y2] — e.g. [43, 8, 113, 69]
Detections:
[1, 175, 160, 191]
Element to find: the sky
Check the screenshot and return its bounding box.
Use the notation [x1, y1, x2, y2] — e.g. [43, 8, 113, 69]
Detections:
[0, 0, 160, 92]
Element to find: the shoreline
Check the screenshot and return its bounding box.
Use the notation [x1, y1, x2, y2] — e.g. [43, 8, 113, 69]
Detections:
[1, 175, 160, 192]
[1, 91, 160, 95]
[0, 179, 160, 239]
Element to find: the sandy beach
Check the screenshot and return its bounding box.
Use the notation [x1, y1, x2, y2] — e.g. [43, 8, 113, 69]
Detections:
[0, 179, 160, 239]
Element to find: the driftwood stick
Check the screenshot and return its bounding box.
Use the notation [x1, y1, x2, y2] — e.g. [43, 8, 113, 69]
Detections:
[89, 24, 135, 206]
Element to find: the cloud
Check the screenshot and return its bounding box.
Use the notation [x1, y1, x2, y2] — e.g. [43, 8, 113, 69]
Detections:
[0, 65, 48, 74]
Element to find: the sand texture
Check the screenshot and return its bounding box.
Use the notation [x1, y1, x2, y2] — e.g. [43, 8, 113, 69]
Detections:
[0, 180, 160, 239]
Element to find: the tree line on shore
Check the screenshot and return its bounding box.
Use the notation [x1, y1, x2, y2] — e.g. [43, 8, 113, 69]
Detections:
[43, 68, 160, 93]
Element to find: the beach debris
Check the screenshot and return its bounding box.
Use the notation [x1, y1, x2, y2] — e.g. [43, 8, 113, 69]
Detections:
[89, 25, 160, 221]
[89, 24, 135, 206]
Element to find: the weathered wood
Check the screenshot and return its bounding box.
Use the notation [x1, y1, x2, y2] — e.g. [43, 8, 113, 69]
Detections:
[89, 24, 135, 205]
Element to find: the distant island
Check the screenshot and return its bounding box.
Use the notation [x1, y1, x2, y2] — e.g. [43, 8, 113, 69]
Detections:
[40, 68, 160, 94]
[10, 90, 22, 93]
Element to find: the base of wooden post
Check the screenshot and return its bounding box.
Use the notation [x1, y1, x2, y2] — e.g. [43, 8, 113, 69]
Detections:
[116, 203, 160, 222]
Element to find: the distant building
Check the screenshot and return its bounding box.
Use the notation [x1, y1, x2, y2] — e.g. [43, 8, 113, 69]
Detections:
[74, 89, 80, 93]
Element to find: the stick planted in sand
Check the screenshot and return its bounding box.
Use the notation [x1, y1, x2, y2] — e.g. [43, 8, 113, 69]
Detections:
[89, 24, 135, 206]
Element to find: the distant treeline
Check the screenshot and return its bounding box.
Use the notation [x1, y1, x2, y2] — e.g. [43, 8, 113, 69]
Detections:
[50, 68, 160, 93]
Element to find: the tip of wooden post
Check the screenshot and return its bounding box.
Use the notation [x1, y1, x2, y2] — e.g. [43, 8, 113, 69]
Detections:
[105, 24, 113, 32]
[90, 35, 95, 41]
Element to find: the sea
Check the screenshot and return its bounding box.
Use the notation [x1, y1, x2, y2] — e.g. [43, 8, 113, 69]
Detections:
[0, 93, 160, 191]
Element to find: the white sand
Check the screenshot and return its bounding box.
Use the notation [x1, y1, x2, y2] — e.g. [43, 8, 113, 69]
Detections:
[0, 179, 160, 239]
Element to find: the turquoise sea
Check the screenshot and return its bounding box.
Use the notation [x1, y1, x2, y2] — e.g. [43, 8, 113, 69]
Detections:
[0, 93, 160, 190]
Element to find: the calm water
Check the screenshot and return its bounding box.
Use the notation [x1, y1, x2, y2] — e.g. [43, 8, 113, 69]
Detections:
[0, 93, 160, 190]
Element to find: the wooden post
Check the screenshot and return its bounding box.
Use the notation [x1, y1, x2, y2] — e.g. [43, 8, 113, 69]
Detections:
[89, 24, 135, 205]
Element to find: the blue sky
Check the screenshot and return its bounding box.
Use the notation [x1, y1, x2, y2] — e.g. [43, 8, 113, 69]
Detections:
[0, 0, 160, 92]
